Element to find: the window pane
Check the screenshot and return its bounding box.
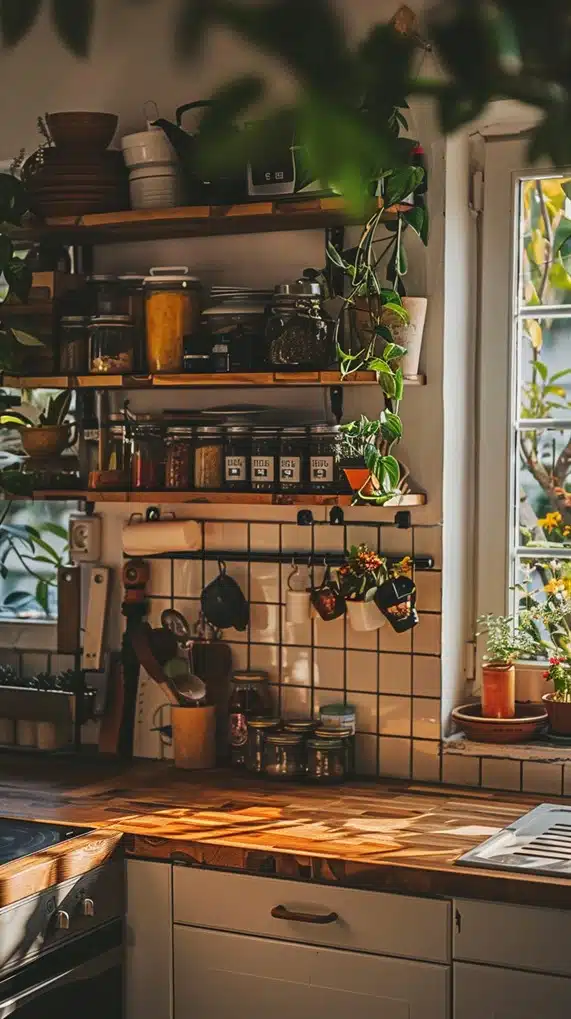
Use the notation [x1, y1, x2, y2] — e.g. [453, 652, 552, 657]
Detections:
[518, 426, 571, 549]
[519, 177, 571, 308]
[520, 318, 571, 421]
[0, 501, 72, 620]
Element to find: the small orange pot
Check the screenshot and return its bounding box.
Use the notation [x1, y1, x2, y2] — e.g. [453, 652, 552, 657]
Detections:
[343, 468, 380, 497]
[481, 663, 515, 719]
[22, 424, 76, 458]
[542, 693, 571, 736]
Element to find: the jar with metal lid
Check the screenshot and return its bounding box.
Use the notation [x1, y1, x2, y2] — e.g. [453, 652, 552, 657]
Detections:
[229, 671, 272, 768]
[85, 275, 130, 317]
[89, 315, 134, 374]
[265, 280, 333, 370]
[284, 718, 318, 736]
[119, 274, 146, 371]
[246, 717, 281, 774]
[279, 426, 308, 493]
[194, 426, 223, 490]
[319, 703, 356, 734]
[308, 424, 343, 492]
[59, 315, 89, 373]
[306, 737, 346, 784]
[263, 732, 305, 780]
[107, 413, 128, 472]
[224, 426, 250, 492]
[165, 426, 193, 490]
[144, 266, 203, 373]
[313, 727, 354, 776]
[250, 427, 279, 492]
[130, 422, 165, 490]
[202, 302, 269, 372]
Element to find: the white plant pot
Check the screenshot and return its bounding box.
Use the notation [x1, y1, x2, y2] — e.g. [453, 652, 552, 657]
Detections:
[381, 296, 428, 376]
[346, 599, 385, 632]
[515, 659, 553, 703]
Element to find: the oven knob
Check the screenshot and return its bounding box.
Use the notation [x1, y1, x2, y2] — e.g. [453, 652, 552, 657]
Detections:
[55, 910, 70, 930]
[82, 898, 95, 917]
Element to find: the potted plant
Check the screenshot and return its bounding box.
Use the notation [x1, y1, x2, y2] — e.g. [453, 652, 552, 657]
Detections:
[476, 614, 539, 719]
[517, 559, 571, 729]
[335, 544, 387, 631]
[338, 405, 408, 505]
[0, 390, 76, 457]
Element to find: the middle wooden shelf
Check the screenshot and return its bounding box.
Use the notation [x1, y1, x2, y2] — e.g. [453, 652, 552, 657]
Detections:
[2, 371, 426, 390]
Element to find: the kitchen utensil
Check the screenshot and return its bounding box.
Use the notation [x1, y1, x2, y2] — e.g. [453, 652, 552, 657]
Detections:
[375, 575, 419, 633]
[451, 702, 548, 743]
[311, 564, 345, 621]
[98, 653, 125, 755]
[57, 564, 81, 654]
[171, 704, 216, 769]
[148, 626, 179, 666]
[164, 656, 207, 704]
[201, 560, 249, 632]
[190, 617, 232, 759]
[129, 623, 180, 706]
[46, 111, 118, 150]
[161, 608, 192, 645]
[81, 567, 110, 672]
[122, 515, 201, 556]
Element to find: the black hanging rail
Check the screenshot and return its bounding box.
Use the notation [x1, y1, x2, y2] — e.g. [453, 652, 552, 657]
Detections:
[139, 549, 434, 571]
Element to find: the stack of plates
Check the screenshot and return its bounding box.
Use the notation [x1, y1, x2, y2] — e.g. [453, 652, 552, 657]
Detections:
[209, 286, 273, 305]
[23, 146, 127, 219]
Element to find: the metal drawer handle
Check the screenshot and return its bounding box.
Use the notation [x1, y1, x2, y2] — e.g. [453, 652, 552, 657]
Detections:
[271, 905, 338, 925]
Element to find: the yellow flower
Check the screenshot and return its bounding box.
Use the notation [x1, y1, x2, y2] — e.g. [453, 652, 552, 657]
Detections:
[545, 578, 566, 595]
[538, 511, 563, 533]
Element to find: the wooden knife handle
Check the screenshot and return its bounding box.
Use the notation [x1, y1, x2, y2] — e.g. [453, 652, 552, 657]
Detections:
[57, 564, 82, 654]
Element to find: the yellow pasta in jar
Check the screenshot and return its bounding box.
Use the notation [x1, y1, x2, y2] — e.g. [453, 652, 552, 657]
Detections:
[144, 267, 202, 373]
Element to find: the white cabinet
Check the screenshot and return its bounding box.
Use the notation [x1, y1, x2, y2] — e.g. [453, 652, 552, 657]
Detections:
[454, 898, 571, 977]
[455, 962, 571, 1019]
[125, 859, 172, 1019]
[174, 923, 450, 1019]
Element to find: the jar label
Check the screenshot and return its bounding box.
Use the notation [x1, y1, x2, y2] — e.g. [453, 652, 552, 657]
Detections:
[84, 429, 99, 443]
[310, 456, 334, 483]
[225, 456, 246, 482]
[280, 456, 301, 484]
[252, 456, 275, 482]
[230, 713, 248, 747]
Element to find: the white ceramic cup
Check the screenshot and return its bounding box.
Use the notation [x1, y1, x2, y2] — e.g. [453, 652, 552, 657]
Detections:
[286, 589, 311, 625]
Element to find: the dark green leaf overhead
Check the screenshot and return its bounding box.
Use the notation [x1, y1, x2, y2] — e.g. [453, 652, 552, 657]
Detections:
[0, 0, 42, 47]
[51, 0, 94, 57]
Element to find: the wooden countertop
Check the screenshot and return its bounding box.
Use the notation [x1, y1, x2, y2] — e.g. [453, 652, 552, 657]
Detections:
[0, 756, 569, 910]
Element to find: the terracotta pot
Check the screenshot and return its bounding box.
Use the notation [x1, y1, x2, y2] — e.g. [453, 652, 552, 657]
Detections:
[542, 693, 571, 736]
[346, 599, 385, 632]
[343, 468, 375, 495]
[515, 660, 553, 703]
[22, 424, 76, 458]
[481, 663, 515, 719]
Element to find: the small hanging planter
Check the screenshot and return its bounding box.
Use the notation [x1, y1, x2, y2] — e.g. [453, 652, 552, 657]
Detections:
[346, 597, 385, 632]
[375, 575, 418, 633]
[311, 565, 345, 621]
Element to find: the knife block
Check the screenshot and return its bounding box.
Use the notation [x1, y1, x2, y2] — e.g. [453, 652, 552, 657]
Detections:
[172, 705, 216, 770]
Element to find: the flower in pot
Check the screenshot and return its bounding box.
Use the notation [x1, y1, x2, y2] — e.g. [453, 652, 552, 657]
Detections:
[517, 559, 571, 731]
[0, 390, 76, 458]
[542, 657, 571, 735]
[476, 614, 539, 719]
[335, 544, 387, 631]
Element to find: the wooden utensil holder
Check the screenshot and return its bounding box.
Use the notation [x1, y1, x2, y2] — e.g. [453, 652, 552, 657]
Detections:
[172, 705, 216, 770]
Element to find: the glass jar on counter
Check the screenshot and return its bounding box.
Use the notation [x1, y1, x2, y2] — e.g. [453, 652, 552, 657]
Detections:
[59, 315, 89, 373]
[89, 315, 135, 374]
[250, 427, 279, 493]
[144, 267, 203, 373]
[194, 426, 223, 490]
[165, 426, 193, 490]
[308, 424, 342, 492]
[224, 426, 250, 492]
[130, 422, 165, 490]
[284, 719, 318, 737]
[265, 281, 333, 370]
[264, 732, 306, 780]
[313, 727, 354, 776]
[229, 670, 272, 768]
[279, 426, 308, 493]
[306, 736, 346, 784]
[246, 717, 281, 774]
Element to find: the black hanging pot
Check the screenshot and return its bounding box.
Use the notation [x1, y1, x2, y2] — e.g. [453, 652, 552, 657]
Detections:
[201, 560, 249, 632]
[310, 564, 346, 621]
[375, 575, 418, 633]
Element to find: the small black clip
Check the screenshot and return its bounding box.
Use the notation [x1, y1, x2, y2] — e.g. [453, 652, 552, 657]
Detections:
[395, 511, 411, 530]
[329, 507, 344, 526]
[146, 506, 161, 522]
[297, 510, 314, 526]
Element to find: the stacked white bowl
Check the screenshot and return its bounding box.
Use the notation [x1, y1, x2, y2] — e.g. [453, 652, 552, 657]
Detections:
[121, 126, 181, 209]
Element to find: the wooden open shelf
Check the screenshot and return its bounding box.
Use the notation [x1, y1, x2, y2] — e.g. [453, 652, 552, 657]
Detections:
[11, 197, 410, 245]
[4, 490, 427, 507]
[2, 371, 425, 390]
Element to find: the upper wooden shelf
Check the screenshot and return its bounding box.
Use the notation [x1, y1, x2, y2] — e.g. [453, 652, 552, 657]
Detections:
[2, 371, 425, 390]
[12, 197, 410, 245]
[4, 490, 427, 508]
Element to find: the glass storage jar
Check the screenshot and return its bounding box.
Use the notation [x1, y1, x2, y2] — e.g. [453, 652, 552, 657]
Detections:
[89, 315, 134, 374]
[250, 427, 279, 492]
[107, 413, 128, 472]
[194, 426, 223, 490]
[224, 426, 250, 492]
[130, 422, 165, 490]
[165, 426, 193, 490]
[313, 727, 354, 776]
[59, 315, 89, 373]
[308, 424, 342, 492]
[279, 426, 308, 493]
[246, 717, 281, 774]
[229, 670, 272, 767]
[306, 737, 346, 784]
[144, 266, 202, 373]
[118, 274, 146, 371]
[265, 281, 333, 370]
[264, 732, 306, 780]
[284, 719, 318, 736]
[202, 302, 269, 372]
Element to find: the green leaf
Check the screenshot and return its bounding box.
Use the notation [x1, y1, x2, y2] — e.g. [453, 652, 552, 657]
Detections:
[383, 167, 423, 208]
[394, 367, 404, 401]
[0, 0, 42, 47]
[382, 454, 400, 489]
[374, 324, 394, 344]
[0, 175, 29, 227]
[35, 578, 49, 614]
[383, 300, 409, 321]
[51, 0, 94, 57]
[4, 260, 32, 303]
[404, 205, 429, 244]
[554, 219, 571, 257]
[535, 360, 548, 381]
[10, 328, 44, 347]
[549, 261, 571, 291]
[29, 534, 62, 562]
[0, 412, 31, 428]
[3, 590, 34, 608]
[382, 341, 407, 361]
[380, 410, 403, 443]
[0, 235, 13, 273]
[45, 389, 71, 426]
[41, 522, 68, 541]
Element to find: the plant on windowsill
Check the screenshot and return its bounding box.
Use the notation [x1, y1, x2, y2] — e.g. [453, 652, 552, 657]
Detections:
[476, 614, 539, 720]
[517, 559, 571, 734]
[0, 391, 75, 459]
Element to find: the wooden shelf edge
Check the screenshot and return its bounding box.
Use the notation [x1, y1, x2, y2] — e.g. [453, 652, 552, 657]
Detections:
[1, 490, 427, 507]
[2, 372, 426, 390]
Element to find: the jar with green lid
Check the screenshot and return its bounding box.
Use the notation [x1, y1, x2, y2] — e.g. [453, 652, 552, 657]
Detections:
[263, 732, 305, 780]
[89, 315, 134, 374]
[279, 426, 308, 493]
[306, 737, 346, 784]
[314, 727, 354, 776]
[308, 424, 342, 492]
[165, 426, 193, 490]
[246, 717, 281, 774]
[319, 703, 356, 734]
[194, 426, 223, 490]
[250, 427, 279, 492]
[224, 426, 251, 492]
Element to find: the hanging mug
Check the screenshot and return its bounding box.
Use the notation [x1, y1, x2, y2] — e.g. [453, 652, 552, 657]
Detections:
[311, 563, 346, 622]
[375, 575, 419, 633]
[285, 562, 311, 624]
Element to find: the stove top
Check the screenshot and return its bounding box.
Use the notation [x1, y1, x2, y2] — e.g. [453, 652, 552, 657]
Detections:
[0, 818, 88, 866]
[457, 804, 571, 877]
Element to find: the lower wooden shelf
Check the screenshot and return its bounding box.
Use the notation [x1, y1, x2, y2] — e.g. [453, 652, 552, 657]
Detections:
[3, 490, 427, 507]
[2, 372, 426, 390]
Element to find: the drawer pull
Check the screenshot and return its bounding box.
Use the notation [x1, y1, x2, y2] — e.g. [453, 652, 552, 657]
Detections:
[271, 905, 338, 925]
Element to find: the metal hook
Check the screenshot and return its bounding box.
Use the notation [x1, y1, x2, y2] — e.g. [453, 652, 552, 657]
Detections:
[287, 559, 300, 592]
[218, 559, 227, 576]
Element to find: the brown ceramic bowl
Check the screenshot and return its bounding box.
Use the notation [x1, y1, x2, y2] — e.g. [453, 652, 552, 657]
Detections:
[451, 702, 548, 743]
[46, 112, 118, 151]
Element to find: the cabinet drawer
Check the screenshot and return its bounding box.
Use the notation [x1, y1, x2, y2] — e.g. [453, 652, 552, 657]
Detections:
[173, 867, 450, 963]
[455, 962, 571, 1019]
[454, 898, 571, 976]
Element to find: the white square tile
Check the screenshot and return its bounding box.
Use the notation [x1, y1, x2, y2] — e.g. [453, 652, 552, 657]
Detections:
[281, 606, 311, 647]
[481, 758, 521, 792]
[355, 734, 378, 776]
[148, 558, 172, 597]
[173, 559, 203, 599]
[314, 527, 345, 553]
[281, 685, 311, 719]
[346, 623, 378, 651]
[442, 754, 480, 786]
[412, 697, 441, 740]
[415, 571, 442, 612]
[379, 654, 412, 695]
[250, 643, 280, 683]
[413, 655, 441, 698]
[146, 598, 171, 629]
[313, 648, 344, 689]
[250, 563, 280, 604]
[379, 529, 413, 559]
[351, 692, 378, 734]
[228, 643, 249, 672]
[522, 762, 563, 795]
[250, 603, 280, 644]
[414, 614, 441, 655]
[313, 688, 344, 720]
[281, 524, 312, 552]
[250, 523, 280, 551]
[313, 612, 344, 649]
[379, 695, 411, 736]
[379, 624, 412, 654]
[205, 522, 248, 551]
[347, 526, 379, 552]
[379, 736, 411, 779]
[412, 740, 441, 782]
[281, 646, 312, 686]
[346, 650, 378, 692]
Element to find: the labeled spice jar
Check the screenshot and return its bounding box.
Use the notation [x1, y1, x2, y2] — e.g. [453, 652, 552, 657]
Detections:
[144, 266, 203, 373]
[59, 315, 89, 373]
[319, 703, 356, 734]
[265, 281, 333, 370]
[224, 426, 250, 492]
[309, 424, 342, 492]
[314, 727, 354, 776]
[165, 426, 193, 490]
[279, 426, 308, 493]
[229, 670, 272, 768]
[306, 737, 346, 784]
[194, 426, 223, 490]
[263, 732, 305, 780]
[130, 422, 165, 490]
[246, 717, 281, 774]
[250, 427, 279, 492]
[89, 315, 134, 374]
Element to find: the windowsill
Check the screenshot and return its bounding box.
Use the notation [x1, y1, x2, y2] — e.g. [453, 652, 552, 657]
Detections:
[443, 733, 571, 763]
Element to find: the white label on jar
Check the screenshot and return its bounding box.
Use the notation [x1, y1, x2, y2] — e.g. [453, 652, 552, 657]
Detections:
[310, 456, 334, 482]
[84, 429, 99, 443]
[252, 456, 274, 482]
[280, 456, 301, 484]
[225, 456, 246, 482]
